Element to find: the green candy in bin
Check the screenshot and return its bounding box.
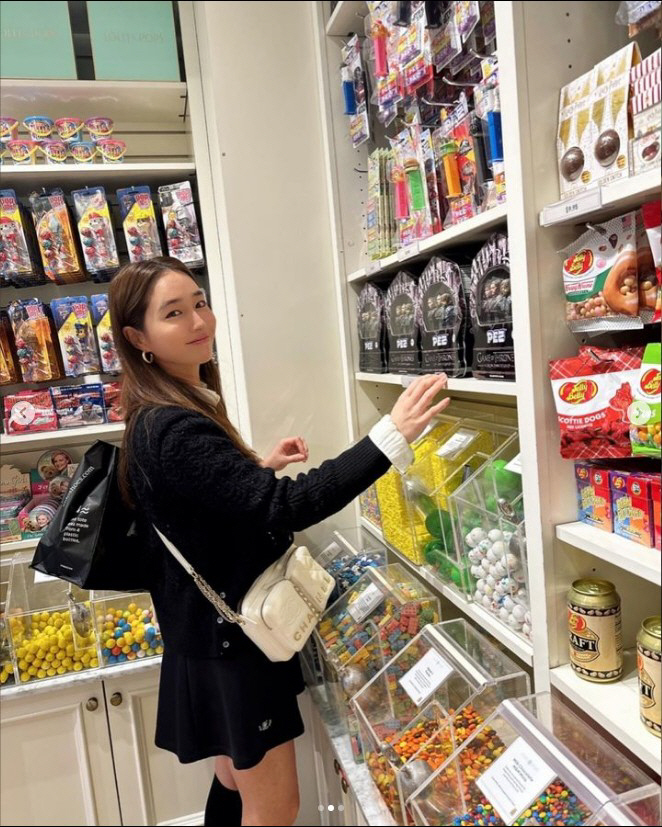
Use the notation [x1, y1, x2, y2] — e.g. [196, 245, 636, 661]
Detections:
[425, 509, 454, 548]
[483, 459, 521, 498]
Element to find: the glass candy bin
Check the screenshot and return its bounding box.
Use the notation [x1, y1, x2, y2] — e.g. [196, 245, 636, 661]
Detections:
[1, 558, 16, 687]
[450, 434, 531, 641]
[352, 619, 530, 825]
[90, 590, 163, 667]
[313, 563, 440, 761]
[409, 693, 659, 827]
[360, 483, 382, 530]
[6, 553, 97, 684]
[302, 526, 387, 693]
[402, 420, 516, 592]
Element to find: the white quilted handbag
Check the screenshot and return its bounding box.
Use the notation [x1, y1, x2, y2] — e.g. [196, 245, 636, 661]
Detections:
[153, 527, 335, 662]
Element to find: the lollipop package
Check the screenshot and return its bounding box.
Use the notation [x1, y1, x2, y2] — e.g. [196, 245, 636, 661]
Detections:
[7, 299, 61, 383]
[385, 271, 420, 374]
[418, 256, 471, 377]
[71, 187, 119, 280]
[158, 181, 204, 268]
[50, 296, 100, 378]
[357, 283, 387, 373]
[0, 189, 44, 288]
[91, 294, 121, 374]
[29, 189, 85, 284]
[469, 233, 514, 380]
[4, 390, 58, 435]
[116, 186, 162, 263]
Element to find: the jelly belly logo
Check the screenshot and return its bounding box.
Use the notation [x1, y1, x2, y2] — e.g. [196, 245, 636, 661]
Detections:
[564, 249, 594, 277]
[559, 380, 598, 404]
[640, 368, 661, 397]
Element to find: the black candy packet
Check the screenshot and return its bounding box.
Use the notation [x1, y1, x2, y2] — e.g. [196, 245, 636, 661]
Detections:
[357, 282, 387, 373]
[386, 271, 420, 375]
[469, 233, 515, 380]
[418, 256, 472, 377]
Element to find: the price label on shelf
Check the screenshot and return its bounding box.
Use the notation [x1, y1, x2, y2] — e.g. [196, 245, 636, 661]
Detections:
[540, 187, 602, 226]
[316, 541, 343, 569]
[397, 241, 420, 262]
[505, 453, 523, 475]
[348, 582, 384, 622]
[476, 736, 557, 825]
[34, 570, 59, 585]
[398, 648, 453, 706]
[436, 428, 478, 459]
[366, 260, 382, 276]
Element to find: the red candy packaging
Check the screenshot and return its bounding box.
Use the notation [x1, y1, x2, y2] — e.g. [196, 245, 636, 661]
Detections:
[641, 200, 661, 324]
[549, 346, 643, 459]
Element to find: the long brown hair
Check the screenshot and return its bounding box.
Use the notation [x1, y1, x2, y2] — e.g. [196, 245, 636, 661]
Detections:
[109, 257, 258, 505]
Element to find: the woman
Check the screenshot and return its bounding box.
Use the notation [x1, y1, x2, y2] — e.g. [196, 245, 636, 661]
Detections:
[109, 257, 449, 827]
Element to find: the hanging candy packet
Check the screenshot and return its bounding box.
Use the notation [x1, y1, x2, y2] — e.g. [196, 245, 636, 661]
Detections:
[390, 124, 433, 247]
[158, 181, 204, 268]
[431, 4, 462, 72]
[641, 200, 661, 324]
[418, 256, 471, 377]
[357, 282, 387, 373]
[28, 189, 85, 285]
[0, 189, 45, 288]
[90, 294, 121, 374]
[455, 0, 481, 43]
[420, 129, 442, 235]
[116, 186, 163, 264]
[341, 35, 370, 148]
[395, 1, 433, 96]
[561, 211, 643, 333]
[549, 346, 643, 460]
[628, 342, 661, 458]
[7, 299, 61, 383]
[50, 296, 101, 378]
[385, 271, 420, 374]
[71, 187, 119, 281]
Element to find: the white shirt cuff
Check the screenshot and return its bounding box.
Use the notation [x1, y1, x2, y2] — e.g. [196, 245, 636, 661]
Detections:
[369, 415, 414, 474]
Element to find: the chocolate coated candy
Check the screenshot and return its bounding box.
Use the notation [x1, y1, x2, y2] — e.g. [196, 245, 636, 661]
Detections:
[560, 146, 584, 181]
[595, 129, 620, 167]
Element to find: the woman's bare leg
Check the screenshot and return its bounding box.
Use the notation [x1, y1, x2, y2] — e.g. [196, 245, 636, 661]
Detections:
[229, 740, 299, 827]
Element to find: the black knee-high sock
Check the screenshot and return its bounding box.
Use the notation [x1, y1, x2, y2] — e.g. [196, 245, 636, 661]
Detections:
[204, 774, 242, 826]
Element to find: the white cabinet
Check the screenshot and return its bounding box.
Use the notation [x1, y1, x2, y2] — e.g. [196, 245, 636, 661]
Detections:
[1, 678, 120, 827]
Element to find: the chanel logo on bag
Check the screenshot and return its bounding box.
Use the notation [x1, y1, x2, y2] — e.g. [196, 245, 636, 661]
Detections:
[293, 610, 318, 642]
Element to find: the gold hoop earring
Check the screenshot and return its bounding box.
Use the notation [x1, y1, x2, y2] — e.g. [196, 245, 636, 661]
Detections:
[142, 351, 154, 364]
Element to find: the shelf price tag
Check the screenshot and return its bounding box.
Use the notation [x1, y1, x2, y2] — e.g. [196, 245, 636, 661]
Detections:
[540, 187, 602, 226]
[397, 241, 420, 262]
[476, 736, 557, 825]
[398, 647, 453, 706]
[348, 582, 384, 622]
[436, 428, 479, 459]
[366, 260, 382, 276]
[505, 453, 523, 475]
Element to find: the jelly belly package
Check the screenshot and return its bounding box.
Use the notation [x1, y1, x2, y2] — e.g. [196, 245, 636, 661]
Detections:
[358, 283, 387, 373]
[385, 271, 420, 374]
[418, 256, 471, 376]
[28, 189, 85, 284]
[7, 299, 61, 383]
[50, 384, 106, 429]
[4, 390, 58, 435]
[158, 181, 204, 268]
[0, 189, 45, 288]
[562, 212, 641, 333]
[629, 343, 661, 458]
[50, 297, 101, 378]
[469, 233, 514, 380]
[116, 186, 162, 263]
[641, 200, 661, 324]
[102, 381, 123, 422]
[71, 187, 119, 280]
[91, 294, 121, 374]
[549, 346, 643, 460]
[610, 470, 656, 548]
[575, 462, 613, 532]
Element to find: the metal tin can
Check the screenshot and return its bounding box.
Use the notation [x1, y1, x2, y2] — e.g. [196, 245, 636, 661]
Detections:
[567, 579, 622, 682]
[637, 616, 661, 737]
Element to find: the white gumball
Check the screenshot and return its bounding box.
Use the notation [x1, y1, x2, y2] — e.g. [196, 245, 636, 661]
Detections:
[499, 607, 510, 621]
[486, 548, 498, 563]
[502, 596, 515, 612]
[481, 558, 492, 572]
[476, 579, 486, 593]
[488, 529, 503, 543]
[524, 612, 532, 626]
[468, 549, 482, 564]
[470, 565, 483, 578]
[508, 613, 523, 629]
[522, 623, 531, 637]
[512, 604, 526, 621]
[482, 595, 493, 608]
[468, 528, 486, 546]
[490, 541, 506, 559]
[515, 587, 528, 603]
[478, 539, 492, 553]
[493, 561, 507, 578]
[473, 590, 482, 603]
[486, 575, 496, 589]
[494, 584, 505, 597]
[483, 584, 494, 597]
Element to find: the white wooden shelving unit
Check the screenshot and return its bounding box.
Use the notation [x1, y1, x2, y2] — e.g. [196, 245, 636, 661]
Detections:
[314, 0, 662, 786]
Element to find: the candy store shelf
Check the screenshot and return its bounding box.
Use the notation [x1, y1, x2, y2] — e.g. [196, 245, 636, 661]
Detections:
[1, 539, 38, 554]
[539, 170, 661, 227]
[325, 1, 369, 37]
[309, 691, 397, 826]
[360, 518, 534, 666]
[1, 161, 197, 187]
[0, 423, 125, 454]
[1, 655, 162, 702]
[550, 651, 661, 775]
[346, 205, 508, 284]
[556, 522, 661, 587]
[355, 372, 518, 397]
[0, 79, 188, 124]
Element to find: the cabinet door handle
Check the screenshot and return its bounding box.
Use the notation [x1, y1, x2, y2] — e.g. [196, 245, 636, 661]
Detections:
[85, 697, 99, 712]
[341, 777, 349, 795]
[110, 692, 123, 707]
[333, 758, 340, 775]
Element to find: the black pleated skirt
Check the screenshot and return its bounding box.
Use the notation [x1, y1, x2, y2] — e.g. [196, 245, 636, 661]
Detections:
[155, 646, 306, 770]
